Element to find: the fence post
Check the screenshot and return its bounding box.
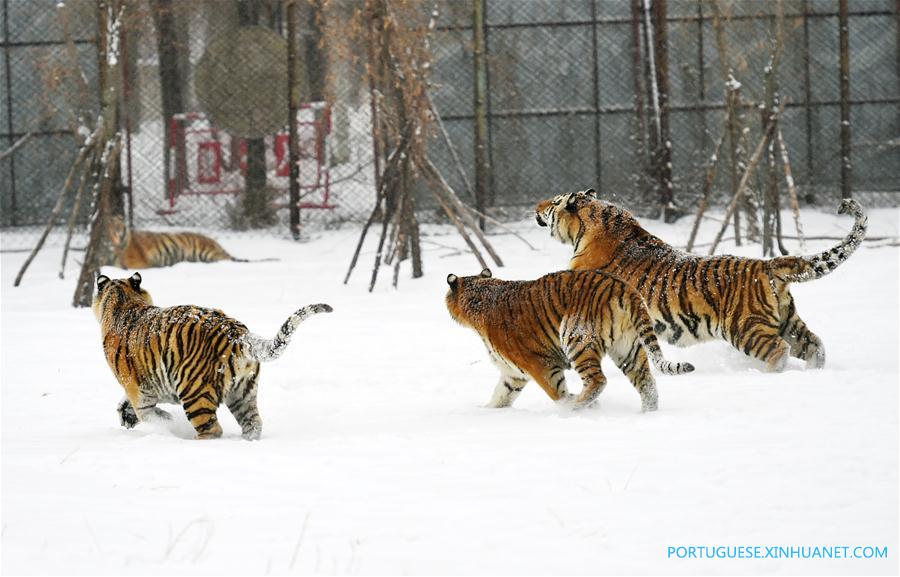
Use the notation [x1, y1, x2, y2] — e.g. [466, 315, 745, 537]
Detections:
[802, 0, 815, 204]
[473, 0, 489, 230]
[838, 0, 852, 199]
[590, 0, 601, 189]
[287, 0, 301, 239]
[629, 0, 649, 199]
[3, 0, 18, 225]
[651, 0, 673, 219]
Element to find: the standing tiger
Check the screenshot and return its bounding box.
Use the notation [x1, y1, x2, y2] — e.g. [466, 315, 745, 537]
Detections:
[535, 189, 867, 371]
[105, 215, 275, 268]
[445, 268, 694, 412]
[93, 272, 332, 440]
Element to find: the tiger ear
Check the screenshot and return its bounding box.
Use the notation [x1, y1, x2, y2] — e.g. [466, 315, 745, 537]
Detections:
[447, 274, 459, 289]
[96, 275, 110, 290]
[585, 188, 597, 198]
[480, 268, 492, 278]
[129, 272, 142, 289]
[565, 193, 580, 212]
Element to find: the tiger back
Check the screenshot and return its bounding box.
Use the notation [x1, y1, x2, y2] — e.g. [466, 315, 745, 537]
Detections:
[535, 189, 867, 372]
[445, 268, 693, 412]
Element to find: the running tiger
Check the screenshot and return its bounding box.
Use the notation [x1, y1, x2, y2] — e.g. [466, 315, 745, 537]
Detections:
[535, 189, 867, 371]
[105, 216, 275, 268]
[93, 272, 332, 440]
[445, 268, 694, 412]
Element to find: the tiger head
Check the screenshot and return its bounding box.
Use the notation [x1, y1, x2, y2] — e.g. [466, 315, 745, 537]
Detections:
[534, 188, 600, 244]
[535, 188, 642, 250]
[92, 272, 154, 322]
[445, 268, 497, 327]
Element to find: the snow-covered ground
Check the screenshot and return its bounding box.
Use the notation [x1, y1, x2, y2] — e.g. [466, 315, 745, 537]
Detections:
[2, 207, 898, 575]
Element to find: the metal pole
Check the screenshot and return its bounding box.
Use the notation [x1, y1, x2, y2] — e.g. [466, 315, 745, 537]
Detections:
[590, 0, 601, 189]
[2, 0, 18, 225]
[287, 0, 301, 239]
[802, 0, 814, 203]
[473, 0, 489, 230]
[838, 0, 852, 199]
[652, 0, 673, 218]
[120, 14, 134, 227]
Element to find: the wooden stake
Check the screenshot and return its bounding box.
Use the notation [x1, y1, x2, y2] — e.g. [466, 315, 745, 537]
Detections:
[708, 114, 778, 256]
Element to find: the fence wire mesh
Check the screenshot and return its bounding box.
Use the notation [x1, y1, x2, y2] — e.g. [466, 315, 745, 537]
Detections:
[1, 0, 898, 251]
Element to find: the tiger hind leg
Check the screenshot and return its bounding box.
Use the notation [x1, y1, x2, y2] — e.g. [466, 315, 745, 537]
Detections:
[181, 387, 223, 440]
[732, 320, 790, 373]
[570, 348, 608, 409]
[225, 374, 263, 440]
[611, 343, 658, 412]
[779, 296, 826, 369]
[486, 375, 528, 408]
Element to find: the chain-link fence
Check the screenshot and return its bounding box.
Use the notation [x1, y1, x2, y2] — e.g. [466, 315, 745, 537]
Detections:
[2, 0, 898, 250]
[428, 0, 899, 222]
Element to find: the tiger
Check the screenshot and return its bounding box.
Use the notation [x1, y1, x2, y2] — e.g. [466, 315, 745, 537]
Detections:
[105, 215, 276, 269]
[535, 188, 868, 372]
[92, 272, 332, 440]
[445, 268, 694, 412]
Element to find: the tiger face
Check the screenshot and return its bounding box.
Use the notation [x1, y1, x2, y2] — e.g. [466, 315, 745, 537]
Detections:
[534, 188, 600, 244]
[92, 272, 153, 322]
[535, 188, 642, 250]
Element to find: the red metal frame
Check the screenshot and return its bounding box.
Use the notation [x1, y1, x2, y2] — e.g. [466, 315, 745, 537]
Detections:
[161, 105, 335, 215]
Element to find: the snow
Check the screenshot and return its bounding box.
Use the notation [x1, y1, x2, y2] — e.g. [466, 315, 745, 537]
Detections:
[2, 207, 898, 575]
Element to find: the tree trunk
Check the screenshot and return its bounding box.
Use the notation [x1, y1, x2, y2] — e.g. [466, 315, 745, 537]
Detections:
[238, 0, 273, 227]
[472, 0, 490, 230]
[152, 0, 185, 200]
[838, 0, 852, 198]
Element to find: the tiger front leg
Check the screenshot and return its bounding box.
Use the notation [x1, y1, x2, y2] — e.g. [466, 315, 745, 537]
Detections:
[486, 375, 528, 408]
[116, 397, 138, 429]
[525, 365, 574, 406]
[127, 389, 173, 424]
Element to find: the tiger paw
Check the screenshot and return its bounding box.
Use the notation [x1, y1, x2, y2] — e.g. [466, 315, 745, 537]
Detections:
[117, 400, 139, 429]
[241, 424, 262, 441]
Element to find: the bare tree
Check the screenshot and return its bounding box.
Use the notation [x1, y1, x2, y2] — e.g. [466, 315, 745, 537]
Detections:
[343, 0, 502, 291]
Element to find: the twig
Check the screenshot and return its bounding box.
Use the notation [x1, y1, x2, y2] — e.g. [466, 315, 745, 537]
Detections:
[14, 140, 93, 286]
[427, 92, 474, 203]
[0, 132, 33, 162]
[423, 173, 489, 270]
[60, 146, 97, 278]
[344, 138, 407, 285]
[685, 234, 895, 250]
[708, 108, 780, 256]
[464, 205, 539, 251]
[776, 127, 805, 251]
[419, 157, 503, 267]
[686, 129, 725, 252]
[289, 513, 311, 570]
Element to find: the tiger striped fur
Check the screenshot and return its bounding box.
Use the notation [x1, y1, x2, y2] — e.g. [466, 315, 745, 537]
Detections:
[535, 189, 867, 371]
[93, 273, 332, 439]
[445, 268, 693, 412]
[106, 216, 276, 269]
